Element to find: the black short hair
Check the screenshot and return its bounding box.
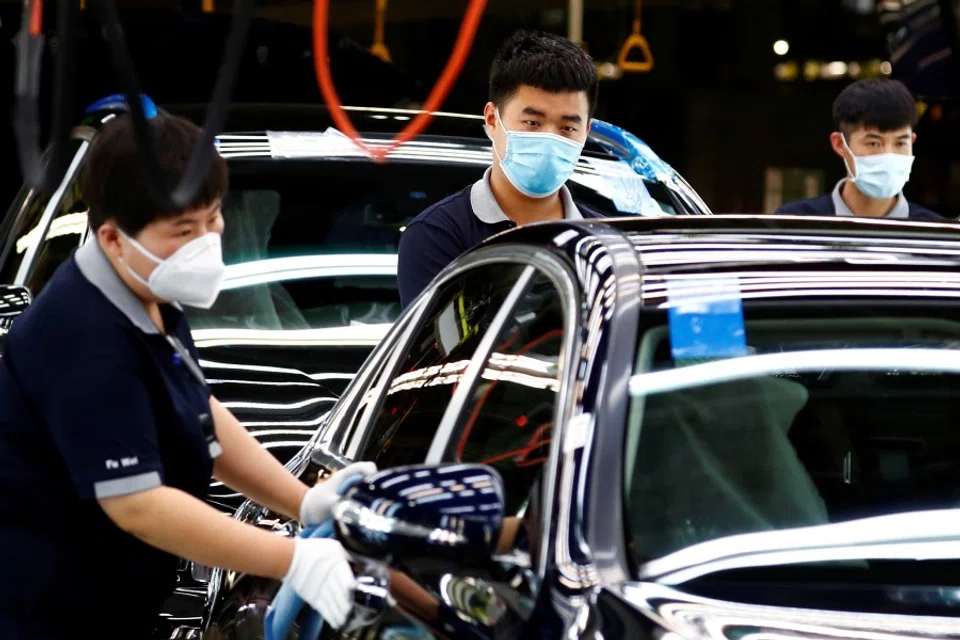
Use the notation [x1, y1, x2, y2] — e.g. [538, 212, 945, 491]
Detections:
[81, 113, 229, 235]
[489, 30, 599, 116]
[832, 78, 918, 135]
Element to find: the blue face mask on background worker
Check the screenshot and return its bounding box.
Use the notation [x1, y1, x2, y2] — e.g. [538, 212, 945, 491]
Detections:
[842, 133, 915, 200]
[491, 108, 585, 198]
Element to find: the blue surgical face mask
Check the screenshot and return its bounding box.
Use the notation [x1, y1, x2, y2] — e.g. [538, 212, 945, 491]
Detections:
[842, 134, 914, 199]
[490, 109, 585, 198]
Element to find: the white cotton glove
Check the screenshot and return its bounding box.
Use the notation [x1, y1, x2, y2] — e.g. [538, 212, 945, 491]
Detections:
[284, 538, 357, 629]
[300, 461, 378, 526]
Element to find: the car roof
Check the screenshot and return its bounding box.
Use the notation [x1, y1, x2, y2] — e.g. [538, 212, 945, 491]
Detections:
[78, 99, 708, 213]
[622, 214, 960, 270]
[163, 102, 619, 160]
[483, 215, 960, 304]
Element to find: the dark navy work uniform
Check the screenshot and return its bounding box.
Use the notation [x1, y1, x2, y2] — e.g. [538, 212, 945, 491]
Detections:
[0, 237, 220, 639]
[397, 168, 604, 308]
[775, 179, 944, 221]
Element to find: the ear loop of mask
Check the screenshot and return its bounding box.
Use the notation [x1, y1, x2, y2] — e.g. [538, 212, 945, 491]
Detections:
[840, 133, 858, 179]
[488, 108, 507, 164]
[116, 228, 161, 289]
[119, 229, 163, 265]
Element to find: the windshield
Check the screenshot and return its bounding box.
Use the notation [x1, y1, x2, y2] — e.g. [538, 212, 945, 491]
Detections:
[182, 155, 685, 332]
[181, 157, 421, 331]
[624, 309, 960, 569]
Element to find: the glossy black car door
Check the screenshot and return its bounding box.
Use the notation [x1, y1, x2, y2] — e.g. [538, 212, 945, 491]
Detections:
[328, 255, 574, 640]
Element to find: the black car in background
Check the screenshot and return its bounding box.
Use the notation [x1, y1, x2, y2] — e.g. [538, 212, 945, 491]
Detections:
[0, 98, 710, 492]
[207, 214, 960, 640]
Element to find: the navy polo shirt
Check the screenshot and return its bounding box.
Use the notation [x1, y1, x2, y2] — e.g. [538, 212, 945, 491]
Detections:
[0, 237, 217, 638]
[775, 180, 944, 221]
[397, 168, 603, 308]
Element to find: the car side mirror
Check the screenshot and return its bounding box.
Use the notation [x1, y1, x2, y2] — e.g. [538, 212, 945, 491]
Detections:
[0, 285, 32, 334]
[332, 463, 505, 566]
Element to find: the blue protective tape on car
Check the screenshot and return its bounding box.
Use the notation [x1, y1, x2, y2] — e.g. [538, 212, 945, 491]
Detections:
[666, 279, 747, 361]
[264, 473, 367, 640]
[587, 119, 675, 183]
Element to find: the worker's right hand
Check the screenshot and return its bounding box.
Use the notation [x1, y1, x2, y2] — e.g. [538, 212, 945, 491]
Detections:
[284, 537, 356, 629]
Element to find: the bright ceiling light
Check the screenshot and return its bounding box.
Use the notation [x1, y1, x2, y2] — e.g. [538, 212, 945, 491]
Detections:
[773, 40, 790, 56]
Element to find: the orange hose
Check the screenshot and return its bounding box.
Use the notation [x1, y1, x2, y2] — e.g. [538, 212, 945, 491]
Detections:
[313, 0, 488, 162]
[29, 0, 43, 37]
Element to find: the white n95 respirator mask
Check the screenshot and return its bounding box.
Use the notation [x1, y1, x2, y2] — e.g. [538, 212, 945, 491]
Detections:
[120, 230, 226, 309]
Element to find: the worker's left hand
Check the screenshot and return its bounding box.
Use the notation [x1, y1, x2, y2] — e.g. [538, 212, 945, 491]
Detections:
[300, 461, 378, 525]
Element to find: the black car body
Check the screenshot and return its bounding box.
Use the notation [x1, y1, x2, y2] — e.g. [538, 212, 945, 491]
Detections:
[0, 99, 710, 492]
[208, 214, 960, 640]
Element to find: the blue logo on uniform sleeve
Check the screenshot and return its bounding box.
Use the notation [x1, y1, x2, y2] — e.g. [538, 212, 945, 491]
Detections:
[667, 279, 747, 360]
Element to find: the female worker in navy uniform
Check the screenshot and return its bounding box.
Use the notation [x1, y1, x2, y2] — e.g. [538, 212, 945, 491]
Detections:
[0, 114, 375, 639]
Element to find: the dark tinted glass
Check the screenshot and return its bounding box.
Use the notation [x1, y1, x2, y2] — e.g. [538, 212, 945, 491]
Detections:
[451, 274, 565, 513]
[0, 140, 84, 290]
[26, 181, 88, 296]
[358, 262, 529, 469]
[627, 305, 960, 563]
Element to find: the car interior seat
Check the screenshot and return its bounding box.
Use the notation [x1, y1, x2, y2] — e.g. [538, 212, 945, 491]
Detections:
[627, 374, 830, 561]
[187, 189, 309, 330]
[791, 368, 960, 521]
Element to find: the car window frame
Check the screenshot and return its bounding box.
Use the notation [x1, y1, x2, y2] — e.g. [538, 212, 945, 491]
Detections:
[428, 249, 580, 591]
[421, 264, 539, 461]
[337, 243, 581, 588]
[343, 246, 579, 459]
[313, 292, 434, 459]
[672, 172, 712, 214]
[0, 184, 43, 275]
[9, 128, 95, 288]
[424, 254, 578, 464]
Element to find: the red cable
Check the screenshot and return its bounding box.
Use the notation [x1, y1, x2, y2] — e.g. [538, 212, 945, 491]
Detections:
[29, 0, 43, 37]
[479, 422, 553, 467]
[313, 0, 488, 162]
[455, 329, 564, 459]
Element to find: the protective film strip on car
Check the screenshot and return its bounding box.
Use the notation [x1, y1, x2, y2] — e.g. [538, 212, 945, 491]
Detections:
[666, 277, 747, 362]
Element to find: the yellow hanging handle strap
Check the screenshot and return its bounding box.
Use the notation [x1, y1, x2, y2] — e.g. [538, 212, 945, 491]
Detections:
[617, 0, 654, 73]
[203, 0, 215, 12]
[370, 0, 392, 62]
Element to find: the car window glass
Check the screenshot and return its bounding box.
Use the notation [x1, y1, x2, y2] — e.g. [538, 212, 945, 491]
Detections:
[180, 156, 471, 332]
[570, 155, 678, 216]
[625, 308, 960, 565]
[0, 140, 84, 287]
[449, 273, 565, 514]
[357, 262, 529, 469]
[0, 190, 52, 286]
[25, 180, 88, 296]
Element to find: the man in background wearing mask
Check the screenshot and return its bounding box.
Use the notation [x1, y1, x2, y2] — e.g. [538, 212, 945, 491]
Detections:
[397, 30, 603, 308]
[775, 78, 942, 221]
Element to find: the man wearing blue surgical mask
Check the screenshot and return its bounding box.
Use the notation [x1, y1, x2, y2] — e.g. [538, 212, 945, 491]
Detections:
[775, 78, 943, 221]
[397, 30, 604, 308]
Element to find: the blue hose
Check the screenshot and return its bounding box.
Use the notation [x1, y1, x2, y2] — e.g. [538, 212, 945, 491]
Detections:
[264, 474, 366, 640]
